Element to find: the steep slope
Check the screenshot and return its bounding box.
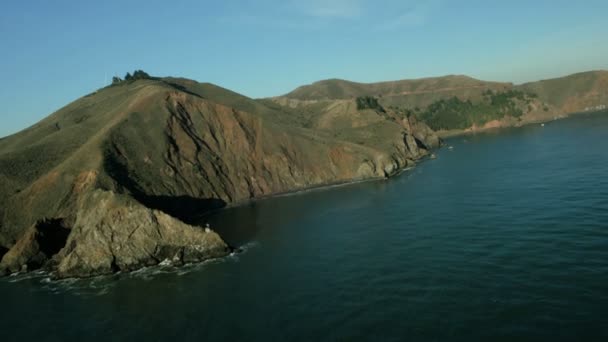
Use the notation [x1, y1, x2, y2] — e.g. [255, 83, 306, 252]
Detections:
[0, 76, 440, 277]
[516, 70, 608, 113]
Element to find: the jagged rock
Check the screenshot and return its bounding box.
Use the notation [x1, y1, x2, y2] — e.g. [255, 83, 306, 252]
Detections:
[0, 190, 232, 279]
[55, 190, 231, 279]
[404, 133, 420, 157]
[409, 116, 442, 149]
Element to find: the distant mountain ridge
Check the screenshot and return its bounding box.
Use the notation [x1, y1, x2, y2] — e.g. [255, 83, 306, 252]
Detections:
[282, 71, 607, 102]
[283, 75, 511, 101]
[276, 70, 608, 134]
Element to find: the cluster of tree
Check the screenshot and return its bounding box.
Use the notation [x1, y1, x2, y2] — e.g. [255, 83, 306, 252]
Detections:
[416, 97, 477, 130]
[412, 90, 537, 130]
[111, 70, 154, 85]
[356, 96, 385, 112]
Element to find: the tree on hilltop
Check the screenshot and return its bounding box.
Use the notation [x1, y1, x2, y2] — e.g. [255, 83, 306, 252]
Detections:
[132, 70, 151, 79]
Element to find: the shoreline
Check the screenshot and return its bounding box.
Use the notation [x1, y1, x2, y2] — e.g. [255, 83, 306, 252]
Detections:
[436, 109, 606, 139]
[197, 160, 428, 220]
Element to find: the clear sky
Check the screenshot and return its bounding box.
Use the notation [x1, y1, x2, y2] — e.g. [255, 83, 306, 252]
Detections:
[1, 0, 607, 137]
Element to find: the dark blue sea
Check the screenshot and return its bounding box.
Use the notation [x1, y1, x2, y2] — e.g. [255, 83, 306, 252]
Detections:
[2, 112, 607, 341]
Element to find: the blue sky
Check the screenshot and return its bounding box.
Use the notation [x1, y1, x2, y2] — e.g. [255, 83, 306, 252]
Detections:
[1, 0, 608, 137]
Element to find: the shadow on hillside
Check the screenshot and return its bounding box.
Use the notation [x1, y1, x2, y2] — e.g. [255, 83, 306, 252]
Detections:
[163, 81, 204, 99]
[36, 219, 71, 259]
[103, 146, 227, 225]
[134, 195, 226, 225]
[0, 246, 8, 260]
[415, 137, 429, 150]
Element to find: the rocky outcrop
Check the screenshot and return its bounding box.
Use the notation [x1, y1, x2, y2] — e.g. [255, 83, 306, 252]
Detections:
[55, 191, 231, 278]
[408, 116, 442, 149]
[0, 190, 231, 278]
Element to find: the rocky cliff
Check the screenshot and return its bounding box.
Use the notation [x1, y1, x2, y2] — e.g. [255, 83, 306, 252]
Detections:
[0, 76, 440, 278]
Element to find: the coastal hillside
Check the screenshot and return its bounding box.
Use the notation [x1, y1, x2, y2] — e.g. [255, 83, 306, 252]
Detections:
[517, 70, 608, 113]
[276, 71, 608, 134]
[0, 73, 440, 278]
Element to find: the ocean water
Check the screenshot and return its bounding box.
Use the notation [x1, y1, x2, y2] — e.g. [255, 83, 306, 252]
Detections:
[1, 112, 608, 341]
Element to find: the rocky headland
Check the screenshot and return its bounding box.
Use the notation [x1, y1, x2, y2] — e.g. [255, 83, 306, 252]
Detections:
[0, 74, 440, 278]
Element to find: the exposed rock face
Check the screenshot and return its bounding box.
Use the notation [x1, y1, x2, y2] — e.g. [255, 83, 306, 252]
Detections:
[0, 191, 231, 278]
[408, 116, 442, 149]
[55, 191, 231, 278]
[111, 91, 437, 201]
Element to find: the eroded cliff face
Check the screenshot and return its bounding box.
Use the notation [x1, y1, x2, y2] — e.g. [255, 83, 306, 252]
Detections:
[55, 190, 231, 278]
[103, 92, 438, 206]
[0, 78, 440, 278]
[0, 189, 232, 278]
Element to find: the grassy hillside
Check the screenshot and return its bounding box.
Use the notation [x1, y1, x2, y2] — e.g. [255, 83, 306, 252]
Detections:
[278, 70, 608, 132]
[517, 70, 608, 111]
[284, 75, 511, 102]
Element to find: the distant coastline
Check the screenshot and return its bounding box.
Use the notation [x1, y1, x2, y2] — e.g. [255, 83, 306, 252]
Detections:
[436, 109, 607, 138]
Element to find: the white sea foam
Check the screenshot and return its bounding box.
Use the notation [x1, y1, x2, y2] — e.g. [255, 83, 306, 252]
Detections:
[239, 240, 259, 253]
[3, 240, 260, 291]
[6, 270, 48, 283]
[159, 258, 173, 266]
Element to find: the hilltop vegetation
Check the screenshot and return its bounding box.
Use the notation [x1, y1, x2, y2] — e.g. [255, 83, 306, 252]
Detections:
[111, 69, 158, 85]
[356, 96, 385, 112]
[411, 90, 537, 130]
